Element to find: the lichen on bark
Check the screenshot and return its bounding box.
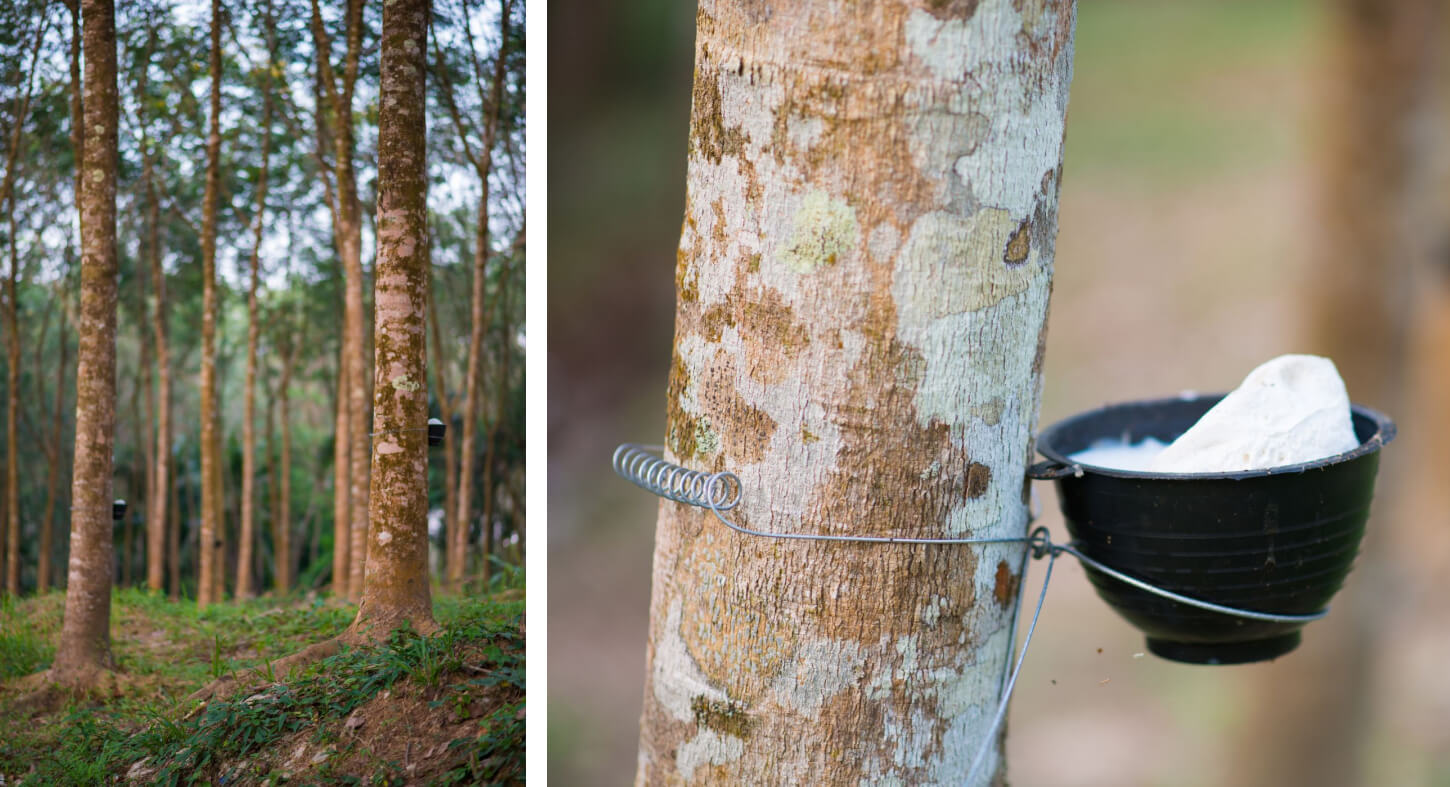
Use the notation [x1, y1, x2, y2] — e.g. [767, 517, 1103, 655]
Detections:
[638, 1, 1075, 783]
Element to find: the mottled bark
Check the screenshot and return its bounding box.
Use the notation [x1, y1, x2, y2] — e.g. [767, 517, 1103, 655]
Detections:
[310, 0, 370, 603]
[637, 2, 1074, 783]
[198, 0, 224, 606]
[445, 0, 512, 591]
[238, 6, 276, 600]
[51, 0, 120, 687]
[352, 0, 435, 638]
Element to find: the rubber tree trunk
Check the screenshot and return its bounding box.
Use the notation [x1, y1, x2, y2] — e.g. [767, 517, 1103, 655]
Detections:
[238, 15, 275, 599]
[39, 306, 67, 593]
[1235, 1, 1438, 784]
[352, 0, 435, 637]
[636, 2, 1075, 783]
[333, 347, 351, 595]
[197, 0, 223, 607]
[5, 198, 19, 597]
[449, 0, 513, 591]
[275, 333, 297, 593]
[51, 0, 119, 687]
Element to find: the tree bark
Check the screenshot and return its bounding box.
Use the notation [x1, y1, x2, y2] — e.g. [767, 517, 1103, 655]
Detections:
[447, 0, 513, 591]
[198, 0, 224, 607]
[636, 2, 1074, 783]
[238, 4, 276, 600]
[352, 0, 435, 637]
[51, 0, 120, 688]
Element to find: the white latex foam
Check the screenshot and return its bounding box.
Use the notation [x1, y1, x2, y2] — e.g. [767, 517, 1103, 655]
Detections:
[1148, 354, 1359, 473]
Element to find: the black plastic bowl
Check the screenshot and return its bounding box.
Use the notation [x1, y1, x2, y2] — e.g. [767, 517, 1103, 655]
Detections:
[1030, 394, 1395, 665]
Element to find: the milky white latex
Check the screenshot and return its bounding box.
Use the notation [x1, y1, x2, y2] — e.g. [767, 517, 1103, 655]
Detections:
[1149, 354, 1359, 473]
[1071, 437, 1167, 471]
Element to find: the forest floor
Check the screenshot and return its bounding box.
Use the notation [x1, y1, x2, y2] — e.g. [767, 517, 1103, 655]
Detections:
[0, 585, 525, 785]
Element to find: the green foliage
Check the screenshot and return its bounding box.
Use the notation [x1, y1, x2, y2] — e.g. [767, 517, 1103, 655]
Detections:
[0, 593, 54, 679]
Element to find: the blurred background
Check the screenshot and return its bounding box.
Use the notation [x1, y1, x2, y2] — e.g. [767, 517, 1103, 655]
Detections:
[549, 0, 1450, 784]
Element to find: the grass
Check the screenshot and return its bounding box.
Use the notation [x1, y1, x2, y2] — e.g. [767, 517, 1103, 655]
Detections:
[0, 588, 525, 785]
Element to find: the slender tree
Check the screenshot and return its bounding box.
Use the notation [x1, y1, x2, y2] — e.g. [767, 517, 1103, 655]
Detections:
[1, 5, 49, 597]
[353, 0, 435, 635]
[309, 0, 371, 602]
[273, 316, 298, 592]
[39, 286, 68, 593]
[138, 30, 171, 595]
[197, 0, 224, 606]
[50, 0, 121, 688]
[635, 1, 1075, 782]
[237, 0, 277, 599]
[478, 231, 522, 587]
[435, 0, 513, 590]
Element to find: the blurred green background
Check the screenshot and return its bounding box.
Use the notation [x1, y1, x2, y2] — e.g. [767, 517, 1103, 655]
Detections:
[549, 1, 1450, 784]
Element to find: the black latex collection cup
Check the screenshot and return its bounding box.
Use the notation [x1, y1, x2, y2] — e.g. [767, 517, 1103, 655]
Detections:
[1029, 394, 1395, 665]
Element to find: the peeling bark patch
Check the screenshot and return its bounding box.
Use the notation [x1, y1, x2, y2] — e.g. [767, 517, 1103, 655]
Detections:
[992, 560, 1017, 607]
[1003, 219, 1030, 264]
[677, 729, 745, 781]
[966, 462, 991, 499]
[691, 696, 755, 739]
[780, 190, 857, 273]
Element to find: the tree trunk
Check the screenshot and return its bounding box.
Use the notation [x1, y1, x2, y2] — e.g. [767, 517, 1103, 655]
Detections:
[636, 2, 1074, 782]
[333, 345, 351, 595]
[428, 274, 457, 576]
[479, 250, 519, 589]
[238, 8, 276, 599]
[1234, 1, 1437, 784]
[310, 0, 370, 604]
[51, 0, 120, 688]
[0, 7, 47, 599]
[39, 299, 67, 593]
[352, 0, 435, 637]
[143, 96, 170, 595]
[168, 449, 180, 599]
[275, 330, 297, 593]
[5, 195, 19, 597]
[197, 0, 224, 607]
[449, 0, 513, 592]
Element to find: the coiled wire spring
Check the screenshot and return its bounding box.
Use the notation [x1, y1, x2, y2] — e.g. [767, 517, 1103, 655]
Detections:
[613, 442, 1329, 784]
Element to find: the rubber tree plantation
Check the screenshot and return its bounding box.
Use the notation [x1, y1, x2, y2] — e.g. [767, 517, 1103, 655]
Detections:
[0, 0, 525, 782]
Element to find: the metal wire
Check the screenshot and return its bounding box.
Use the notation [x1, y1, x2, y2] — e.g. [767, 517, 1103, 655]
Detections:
[612, 443, 1333, 783]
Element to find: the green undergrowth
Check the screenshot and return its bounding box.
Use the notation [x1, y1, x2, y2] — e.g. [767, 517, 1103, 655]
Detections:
[0, 590, 525, 785]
